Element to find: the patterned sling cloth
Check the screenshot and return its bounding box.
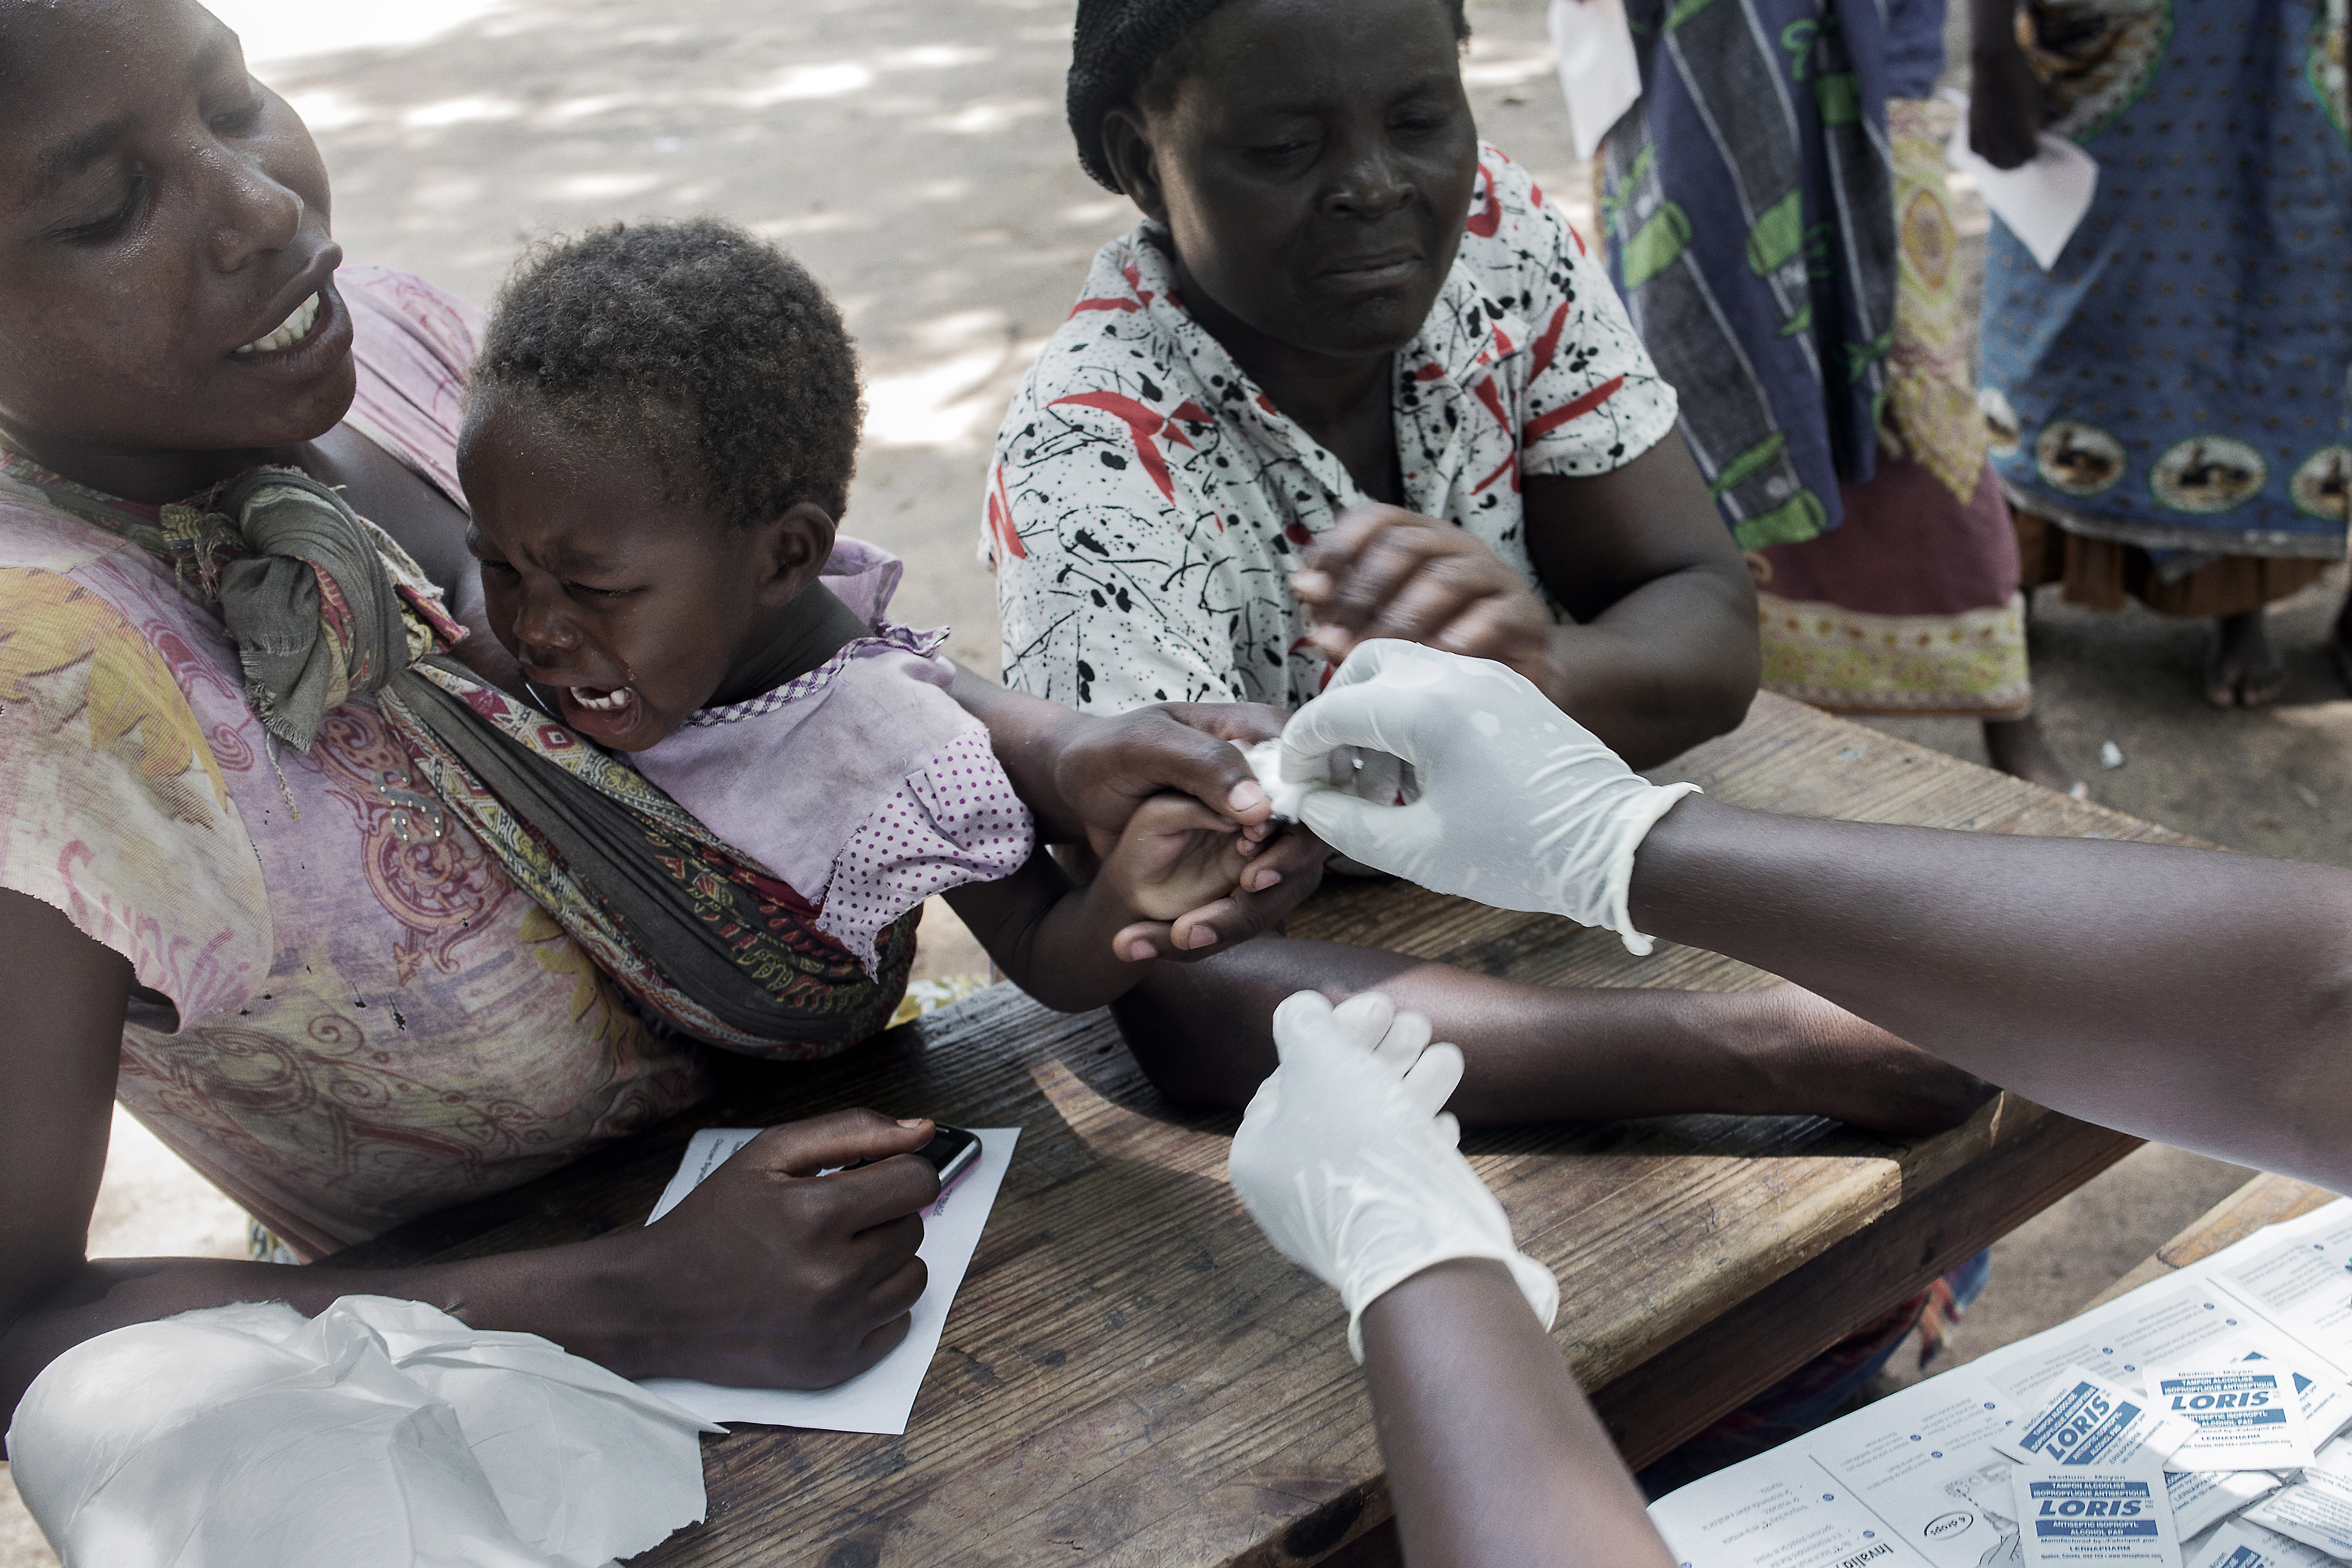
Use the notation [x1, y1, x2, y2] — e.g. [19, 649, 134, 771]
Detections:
[1599, 0, 1899, 548]
[15, 460, 914, 1057]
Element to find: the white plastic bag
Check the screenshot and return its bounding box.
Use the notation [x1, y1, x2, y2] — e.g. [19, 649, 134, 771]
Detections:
[7, 1296, 718, 1568]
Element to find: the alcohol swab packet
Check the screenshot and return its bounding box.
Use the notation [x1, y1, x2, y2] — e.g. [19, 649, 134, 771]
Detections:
[2013, 1459, 2185, 1568]
[2233, 1346, 2352, 1447]
[2152, 1362, 2316, 1472]
[2001, 1365, 2196, 1469]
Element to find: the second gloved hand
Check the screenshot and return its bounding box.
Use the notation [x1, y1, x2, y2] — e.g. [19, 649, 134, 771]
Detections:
[1277, 640, 1700, 954]
[1227, 989, 1558, 1361]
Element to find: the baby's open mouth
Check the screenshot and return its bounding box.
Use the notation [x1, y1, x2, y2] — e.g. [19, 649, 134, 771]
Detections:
[235, 293, 322, 356]
[569, 685, 635, 714]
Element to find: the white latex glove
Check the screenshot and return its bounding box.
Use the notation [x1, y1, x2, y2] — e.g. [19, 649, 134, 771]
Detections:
[1278, 639, 1701, 955]
[1227, 989, 1560, 1361]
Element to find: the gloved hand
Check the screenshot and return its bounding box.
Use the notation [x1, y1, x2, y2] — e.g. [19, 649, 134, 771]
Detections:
[1277, 639, 1701, 954]
[1227, 989, 1559, 1361]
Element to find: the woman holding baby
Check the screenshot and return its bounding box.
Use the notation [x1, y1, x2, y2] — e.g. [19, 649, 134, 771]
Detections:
[0, 0, 1976, 1447]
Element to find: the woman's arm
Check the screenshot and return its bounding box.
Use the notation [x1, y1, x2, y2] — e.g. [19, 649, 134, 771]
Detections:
[947, 665, 1274, 849]
[1362, 1259, 1675, 1568]
[1281, 640, 2352, 1190]
[1629, 800, 2352, 1185]
[1521, 440, 1761, 767]
[1109, 935, 1985, 1134]
[1288, 438, 1758, 770]
[947, 665, 1332, 950]
[0, 889, 943, 1438]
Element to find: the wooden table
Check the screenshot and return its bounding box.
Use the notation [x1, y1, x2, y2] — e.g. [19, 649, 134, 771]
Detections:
[321, 693, 2195, 1567]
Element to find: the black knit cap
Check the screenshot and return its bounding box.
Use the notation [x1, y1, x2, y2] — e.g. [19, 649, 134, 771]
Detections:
[1067, 0, 1232, 191]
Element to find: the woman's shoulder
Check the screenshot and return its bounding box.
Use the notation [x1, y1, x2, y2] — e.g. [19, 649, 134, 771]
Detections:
[1007, 226, 1182, 409]
[0, 477, 137, 578]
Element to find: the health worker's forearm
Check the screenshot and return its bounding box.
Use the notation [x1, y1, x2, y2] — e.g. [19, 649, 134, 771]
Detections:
[1361, 1259, 1676, 1568]
[1627, 798, 2352, 1186]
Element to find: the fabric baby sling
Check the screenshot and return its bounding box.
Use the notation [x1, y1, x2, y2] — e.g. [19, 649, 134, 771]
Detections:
[18, 462, 914, 1057]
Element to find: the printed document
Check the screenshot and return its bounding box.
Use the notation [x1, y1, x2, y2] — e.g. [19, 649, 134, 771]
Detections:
[1654, 1201, 2352, 1568]
[633, 1125, 1020, 1436]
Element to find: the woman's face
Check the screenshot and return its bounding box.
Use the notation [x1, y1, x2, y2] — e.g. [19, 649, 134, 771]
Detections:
[1121, 0, 1479, 363]
[0, 0, 352, 463]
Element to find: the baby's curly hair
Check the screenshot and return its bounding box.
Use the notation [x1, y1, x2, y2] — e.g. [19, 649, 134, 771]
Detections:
[471, 218, 862, 526]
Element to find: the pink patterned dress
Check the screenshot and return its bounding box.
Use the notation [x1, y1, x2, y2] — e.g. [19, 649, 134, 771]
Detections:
[0, 268, 710, 1259]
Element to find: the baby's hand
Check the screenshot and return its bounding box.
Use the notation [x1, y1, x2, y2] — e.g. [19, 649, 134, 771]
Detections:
[1094, 793, 1253, 926]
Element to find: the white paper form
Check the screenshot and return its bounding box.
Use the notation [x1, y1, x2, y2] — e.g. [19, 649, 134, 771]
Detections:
[1653, 1203, 2352, 1568]
[1940, 90, 2100, 270]
[2013, 1464, 2183, 1568]
[2202, 1207, 2352, 1375]
[1811, 1372, 2038, 1568]
[1649, 1443, 1940, 1568]
[633, 1126, 1020, 1436]
[1971, 1282, 2284, 1413]
[2186, 1519, 2336, 1568]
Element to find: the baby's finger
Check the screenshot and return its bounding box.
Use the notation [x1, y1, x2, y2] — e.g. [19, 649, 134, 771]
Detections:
[1240, 825, 1326, 892]
[1213, 832, 1254, 888]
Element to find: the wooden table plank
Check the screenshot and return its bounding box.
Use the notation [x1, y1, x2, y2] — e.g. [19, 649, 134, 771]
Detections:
[320, 693, 2193, 1566]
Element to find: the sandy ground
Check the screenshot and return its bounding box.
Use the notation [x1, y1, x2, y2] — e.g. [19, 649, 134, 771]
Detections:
[4, 0, 2345, 1558]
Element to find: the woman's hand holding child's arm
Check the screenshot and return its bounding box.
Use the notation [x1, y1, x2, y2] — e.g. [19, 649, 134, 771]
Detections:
[942, 792, 1267, 1010]
[947, 665, 1330, 950]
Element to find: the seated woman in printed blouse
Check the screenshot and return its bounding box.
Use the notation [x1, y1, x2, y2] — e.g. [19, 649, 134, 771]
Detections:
[990, 0, 1753, 765]
[985, 0, 1896, 1116]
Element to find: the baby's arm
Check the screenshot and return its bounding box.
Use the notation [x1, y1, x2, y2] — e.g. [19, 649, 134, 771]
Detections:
[943, 797, 1252, 1012]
